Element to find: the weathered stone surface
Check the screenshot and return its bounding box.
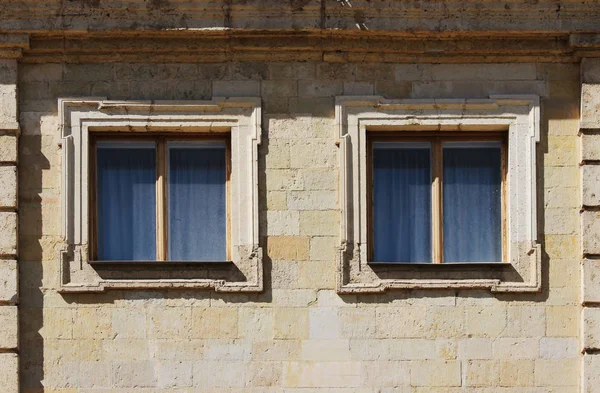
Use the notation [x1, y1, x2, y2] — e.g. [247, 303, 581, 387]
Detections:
[0, 353, 17, 393]
[582, 84, 600, 128]
[584, 258, 600, 303]
[583, 133, 600, 161]
[583, 165, 600, 206]
[0, 135, 17, 163]
[0, 212, 16, 256]
[583, 210, 600, 255]
[0, 306, 17, 349]
[0, 166, 17, 208]
[0, 260, 17, 302]
[583, 58, 600, 84]
[584, 354, 600, 393]
[584, 307, 600, 350]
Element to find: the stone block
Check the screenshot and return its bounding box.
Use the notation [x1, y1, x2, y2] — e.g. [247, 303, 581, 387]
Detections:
[465, 306, 507, 337]
[343, 81, 374, 95]
[540, 337, 579, 359]
[492, 337, 538, 359]
[376, 307, 427, 339]
[266, 116, 313, 139]
[546, 135, 577, 167]
[498, 360, 535, 387]
[582, 84, 600, 128]
[0, 166, 16, 208]
[288, 97, 335, 117]
[263, 139, 291, 169]
[584, 165, 600, 207]
[213, 80, 260, 97]
[245, 361, 283, 387]
[464, 360, 499, 387]
[0, 212, 17, 256]
[546, 306, 579, 337]
[299, 211, 338, 236]
[309, 307, 340, 339]
[458, 338, 493, 359]
[583, 134, 600, 161]
[298, 80, 343, 97]
[148, 307, 192, 339]
[583, 210, 600, 255]
[310, 236, 337, 261]
[0, 135, 17, 163]
[267, 236, 310, 261]
[192, 308, 238, 339]
[0, 260, 17, 302]
[432, 63, 536, 80]
[111, 308, 146, 339]
[410, 360, 461, 387]
[281, 361, 361, 388]
[290, 139, 337, 169]
[273, 308, 308, 339]
[287, 190, 337, 211]
[302, 339, 350, 361]
[265, 169, 303, 191]
[339, 308, 376, 338]
[584, 307, 600, 350]
[264, 211, 300, 236]
[0, 306, 17, 349]
[584, 354, 600, 393]
[262, 80, 298, 98]
[73, 308, 114, 339]
[584, 259, 600, 303]
[298, 260, 336, 289]
[112, 361, 157, 388]
[361, 361, 410, 387]
[534, 359, 579, 387]
[0, 353, 18, 393]
[583, 58, 600, 84]
[157, 361, 193, 388]
[193, 361, 245, 387]
[253, 340, 301, 361]
[238, 308, 273, 340]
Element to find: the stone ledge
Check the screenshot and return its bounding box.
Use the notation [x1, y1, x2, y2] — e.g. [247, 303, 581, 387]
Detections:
[582, 211, 600, 256]
[582, 133, 600, 162]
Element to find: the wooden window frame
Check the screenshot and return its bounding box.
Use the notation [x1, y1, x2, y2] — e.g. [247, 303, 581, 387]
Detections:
[89, 132, 232, 262]
[367, 131, 508, 264]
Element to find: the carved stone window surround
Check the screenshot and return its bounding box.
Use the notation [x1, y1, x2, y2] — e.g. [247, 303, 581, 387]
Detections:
[335, 95, 541, 294]
[58, 97, 263, 293]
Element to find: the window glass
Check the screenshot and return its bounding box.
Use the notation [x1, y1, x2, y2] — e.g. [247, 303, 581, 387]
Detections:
[96, 142, 157, 260]
[443, 141, 502, 262]
[373, 142, 432, 262]
[168, 141, 227, 261]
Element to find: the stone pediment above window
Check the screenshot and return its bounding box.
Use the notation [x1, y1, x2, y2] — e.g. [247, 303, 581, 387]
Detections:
[335, 95, 542, 294]
[58, 97, 263, 293]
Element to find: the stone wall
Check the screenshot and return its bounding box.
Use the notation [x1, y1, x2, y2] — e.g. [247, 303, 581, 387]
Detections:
[17, 61, 582, 391]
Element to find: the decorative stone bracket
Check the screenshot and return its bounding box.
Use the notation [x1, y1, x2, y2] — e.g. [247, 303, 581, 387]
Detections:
[57, 97, 263, 293]
[335, 95, 542, 294]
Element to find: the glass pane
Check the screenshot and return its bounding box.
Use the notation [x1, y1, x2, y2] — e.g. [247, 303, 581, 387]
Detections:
[443, 141, 502, 262]
[168, 142, 227, 261]
[96, 142, 156, 261]
[373, 142, 432, 263]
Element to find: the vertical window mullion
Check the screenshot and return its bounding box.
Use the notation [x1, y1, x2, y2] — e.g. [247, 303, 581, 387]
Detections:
[501, 138, 508, 263]
[432, 138, 444, 264]
[156, 138, 168, 261]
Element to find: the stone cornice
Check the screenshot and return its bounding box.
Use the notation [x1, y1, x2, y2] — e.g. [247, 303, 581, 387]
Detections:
[16, 30, 600, 63]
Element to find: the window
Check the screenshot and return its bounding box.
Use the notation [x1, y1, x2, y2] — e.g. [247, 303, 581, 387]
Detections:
[91, 135, 230, 262]
[336, 96, 541, 293]
[368, 134, 507, 264]
[58, 98, 263, 292]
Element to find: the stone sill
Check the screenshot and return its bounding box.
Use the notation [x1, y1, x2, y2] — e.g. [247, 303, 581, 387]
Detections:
[89, 260, 233, 267]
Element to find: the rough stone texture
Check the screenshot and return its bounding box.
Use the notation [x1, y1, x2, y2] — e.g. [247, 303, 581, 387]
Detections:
[0, 305, 17, 349]
[0, 353, 17, 393]
[583, 210, 600, 255]
[0, 259, 17, 302]
[584, 354, 600, 393]
[584, 307, 600, 350]
[0, 212, 17, 256]
[582, 134, 600, 161]
[15, 58, 582, 391]
[0, 166, 17, 208]
[583, 165, 600, 206]
[582, 84, 600, 129]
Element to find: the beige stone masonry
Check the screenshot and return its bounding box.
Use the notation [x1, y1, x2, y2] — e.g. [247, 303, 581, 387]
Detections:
[0, 41, 21, 393]
[581, 58, 600, 393]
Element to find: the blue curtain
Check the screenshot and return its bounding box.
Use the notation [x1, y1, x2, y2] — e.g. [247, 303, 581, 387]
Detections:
[168, 142, 226, 261]
[97, 143, 156, 260]
[373, 142, 432, 262]
[443, 142, 502, 262]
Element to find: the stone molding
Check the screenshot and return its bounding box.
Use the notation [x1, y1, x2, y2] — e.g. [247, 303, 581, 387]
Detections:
[335, 95, 541, 294]
[57, 97, 263, 293]
[16, 32, 600, 64]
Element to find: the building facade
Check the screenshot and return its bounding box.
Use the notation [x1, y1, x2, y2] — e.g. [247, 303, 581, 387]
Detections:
[1, 1, 600, 392]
